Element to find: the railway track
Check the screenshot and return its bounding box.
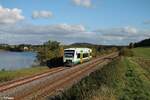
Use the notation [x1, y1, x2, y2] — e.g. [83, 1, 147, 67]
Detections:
[0, 67, 66, 92]
[34, 59, 109, 100]
[0, 52, 118, 100]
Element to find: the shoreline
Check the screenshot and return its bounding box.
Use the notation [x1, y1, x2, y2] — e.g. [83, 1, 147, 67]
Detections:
[0, 49, 6, 51]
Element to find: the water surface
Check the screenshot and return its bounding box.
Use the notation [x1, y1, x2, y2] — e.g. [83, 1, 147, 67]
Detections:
[0, 51, 37, 70]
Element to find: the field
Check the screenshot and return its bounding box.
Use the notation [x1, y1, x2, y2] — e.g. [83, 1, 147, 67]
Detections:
[0, 67, 49, 83]
[51, 47, 150, 100]
[132, 47, 150, 58]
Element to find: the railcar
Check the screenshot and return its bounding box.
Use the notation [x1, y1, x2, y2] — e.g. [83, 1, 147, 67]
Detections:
[63, 48, 92, 66]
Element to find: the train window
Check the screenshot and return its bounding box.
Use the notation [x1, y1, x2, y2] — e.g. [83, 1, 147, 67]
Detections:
[64, 50, 75, 58]
[64, 50, 74, 53]
[83, 53, 88, 58]
[77, 53, 80, 58]
[64, 53, 74, 58]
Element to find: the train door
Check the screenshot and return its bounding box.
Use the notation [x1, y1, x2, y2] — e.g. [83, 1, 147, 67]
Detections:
[80, 50, 83, 64]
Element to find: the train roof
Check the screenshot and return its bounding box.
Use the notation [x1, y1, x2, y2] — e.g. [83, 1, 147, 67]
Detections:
[64, 48, 92, 52]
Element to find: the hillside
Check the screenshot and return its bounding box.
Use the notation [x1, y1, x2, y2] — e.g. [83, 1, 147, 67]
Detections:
[51, 47, 150, 100]
[134, 38, 150, 47]
[70, 42, 124, 50]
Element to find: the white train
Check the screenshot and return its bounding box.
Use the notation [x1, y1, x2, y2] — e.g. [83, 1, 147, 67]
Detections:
[63, 48, 92, 66]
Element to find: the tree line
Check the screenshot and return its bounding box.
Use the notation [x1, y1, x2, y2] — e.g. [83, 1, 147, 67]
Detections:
[0, 40, 125, 67]
[129, 38, 150, 48]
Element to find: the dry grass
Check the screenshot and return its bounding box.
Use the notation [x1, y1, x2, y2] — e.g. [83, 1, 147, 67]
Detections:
[0, 66, 49, 83]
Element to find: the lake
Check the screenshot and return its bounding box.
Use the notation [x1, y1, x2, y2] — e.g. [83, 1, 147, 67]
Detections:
[0, 51, 38, 71]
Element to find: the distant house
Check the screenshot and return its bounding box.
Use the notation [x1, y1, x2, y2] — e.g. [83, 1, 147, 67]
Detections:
[0, 44, 9, 47]
[23, 46, 29, 51]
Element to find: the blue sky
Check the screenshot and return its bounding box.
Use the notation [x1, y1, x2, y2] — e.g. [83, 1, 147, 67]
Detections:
[0, 0, 150, 45]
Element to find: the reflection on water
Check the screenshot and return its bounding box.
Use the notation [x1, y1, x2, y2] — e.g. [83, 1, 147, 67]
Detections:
[0, 51, 38, 70]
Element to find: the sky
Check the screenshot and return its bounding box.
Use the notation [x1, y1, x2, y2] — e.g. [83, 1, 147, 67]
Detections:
[0, 0, 150, 45]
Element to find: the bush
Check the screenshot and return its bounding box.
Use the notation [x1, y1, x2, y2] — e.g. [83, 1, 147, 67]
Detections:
[119, 48, 133, 57]
[36, 40, 63, 65]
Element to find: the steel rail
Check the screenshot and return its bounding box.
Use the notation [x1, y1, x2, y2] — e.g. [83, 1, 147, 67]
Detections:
[0, 67, 65, 92]
[14, 53, 118, 100]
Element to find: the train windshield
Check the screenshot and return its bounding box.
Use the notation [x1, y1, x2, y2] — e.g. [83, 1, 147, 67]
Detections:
[64, 50, 75, 58]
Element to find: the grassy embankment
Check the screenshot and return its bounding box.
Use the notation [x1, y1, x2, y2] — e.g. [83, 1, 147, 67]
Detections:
[0, 67, 49, 83]
[50, 47, 150, 100]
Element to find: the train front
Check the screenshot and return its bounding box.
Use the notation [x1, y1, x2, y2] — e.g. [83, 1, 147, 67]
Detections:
[63, 49, 75, 66]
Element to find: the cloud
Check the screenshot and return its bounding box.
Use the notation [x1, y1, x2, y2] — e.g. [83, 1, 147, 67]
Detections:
[122, 26, 137, 34]
[0, 6, 24, 24]
[96, 26, 149, 45]
[143, 20, 150, 24]
[32, 10, 53, 19]
[97, 26, 137, 34]
[54, 24, 86, 32]
[73, 0, 92, 8]
[0, 24, 149, 45]
[0, 24, 93, 44]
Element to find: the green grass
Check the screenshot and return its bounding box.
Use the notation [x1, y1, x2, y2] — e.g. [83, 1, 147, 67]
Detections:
[118, 58, 150, 100]
[0, 66, 49, 83]
[49, 59, 120, 100]
[49, 47, 150, 100]
[132, 47, 150, 58]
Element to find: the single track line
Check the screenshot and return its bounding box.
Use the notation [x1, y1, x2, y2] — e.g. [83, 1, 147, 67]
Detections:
[0, 67, 65, 92]
[14, 53, 118, 99]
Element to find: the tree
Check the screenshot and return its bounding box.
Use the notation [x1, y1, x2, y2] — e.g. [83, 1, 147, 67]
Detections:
[129, 42, 134, 48]
[36, 40, 62, 65]
[43, 41, 60, 50]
